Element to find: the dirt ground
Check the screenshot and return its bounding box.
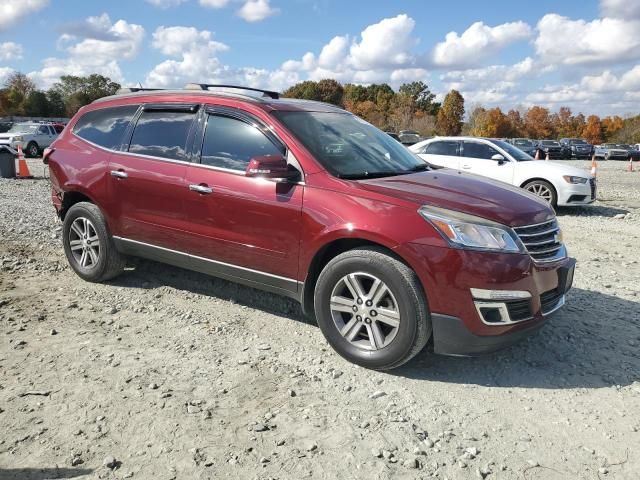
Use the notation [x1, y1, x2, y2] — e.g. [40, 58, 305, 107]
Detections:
[1, 158, 639, 480]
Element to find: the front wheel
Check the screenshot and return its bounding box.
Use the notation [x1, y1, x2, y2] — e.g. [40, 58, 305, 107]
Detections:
[26, 142, 39, 158]
[523, 179, 557, 208]
[314, 247, 431, 370]
[62, 202, 125, 282]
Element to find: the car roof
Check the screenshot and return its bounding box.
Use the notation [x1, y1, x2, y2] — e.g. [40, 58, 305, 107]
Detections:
[92, 88, 347, 114]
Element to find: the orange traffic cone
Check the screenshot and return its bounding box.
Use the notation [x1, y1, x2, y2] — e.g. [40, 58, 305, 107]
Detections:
[534, 149, 540, 160]
[590, 154, 598, 177]
[545, 151, 550, 161]
[16, 144, 33, 179]
[628, 157, 634, 172]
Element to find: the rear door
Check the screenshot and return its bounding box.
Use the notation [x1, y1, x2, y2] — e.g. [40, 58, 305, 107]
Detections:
[181, 106, 303, 287]
[37, 124, 55, 147]
[107, 103, 199, 248]
[460, 140, 515, 184]
[417, 140, 460, 168]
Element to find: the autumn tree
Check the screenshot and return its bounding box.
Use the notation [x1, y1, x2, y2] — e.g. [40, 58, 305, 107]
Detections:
[436, 89, 465, 136]
[601, 115, 624, 141]
[3, 72, 36, 115]
[471, 107, 511, 138]
[506, 109, 524, 137]
[582, 115, 603, 144]
[524, 106, 554, 139]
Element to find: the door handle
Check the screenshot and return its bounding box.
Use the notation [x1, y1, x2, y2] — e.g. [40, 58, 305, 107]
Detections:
[110, 170, 128, 179]
[189, 184, 213, 194]
[462, 164, 471, 169]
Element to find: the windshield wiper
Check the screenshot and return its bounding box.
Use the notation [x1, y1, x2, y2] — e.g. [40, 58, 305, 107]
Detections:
[405, 163, 430, 172]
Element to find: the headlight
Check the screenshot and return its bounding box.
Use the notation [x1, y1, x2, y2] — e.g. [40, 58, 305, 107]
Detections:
[418, 206, 524, 253]
[13, 135, 23, 142]
[563, 175, 588, 184]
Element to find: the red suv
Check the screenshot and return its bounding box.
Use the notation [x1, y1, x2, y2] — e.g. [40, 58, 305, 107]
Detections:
[45, 84, 575, 370]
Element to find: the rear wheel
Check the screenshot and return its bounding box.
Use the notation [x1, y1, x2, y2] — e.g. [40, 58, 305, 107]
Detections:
[62, 202, 125, 282]
[314, 247, 431, 370]
[523, 179, 557, 208]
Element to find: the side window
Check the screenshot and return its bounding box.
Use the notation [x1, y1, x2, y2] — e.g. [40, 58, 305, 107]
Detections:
[425, 141, 458, 156]
[200, 114, 284, 171]
[38, 125, 49, 135]
[462, 141, 499, 160]
[129, 109, 196, 161]
[73, 105, 139, 149]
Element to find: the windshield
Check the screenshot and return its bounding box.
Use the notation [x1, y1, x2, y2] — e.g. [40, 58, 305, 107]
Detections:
[8, 124, 38, 134]
[492, 140, 534, 161]
[541, 140, 560, 146]
[273, 111, 427, 178]
[618, 144, 632, 149]
[514, 139, 533, 146]
[570, 139, 587, 144]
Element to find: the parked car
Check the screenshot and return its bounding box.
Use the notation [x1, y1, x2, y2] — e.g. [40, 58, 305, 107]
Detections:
[410, 136, 596, 208]
[0, 121, 13, 133]
[0, 122, 59, 157]
[510, 138, 537, 157]
[45, 84, 575, 370]
[398, 130, 421, 145]
[385, 131, 401, 142]
[559, 138, 594, 159]
[594, 143, 629, 160]
[616, 144, 640, 161]
[537, 140, 564, 159]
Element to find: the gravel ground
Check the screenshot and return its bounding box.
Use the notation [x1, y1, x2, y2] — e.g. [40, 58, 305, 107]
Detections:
[1, 159, 639, 480]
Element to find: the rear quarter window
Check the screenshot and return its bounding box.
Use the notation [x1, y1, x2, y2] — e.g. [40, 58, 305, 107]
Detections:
[73, 105, 139, 149]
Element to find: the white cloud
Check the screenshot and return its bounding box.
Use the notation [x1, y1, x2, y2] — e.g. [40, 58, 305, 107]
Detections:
[152, 26, 228, 57]
[0, 0, 48, 32]
[0, 67, 15, 85]
[535, 14, 640, 66]
[600, 0, 640, 19]
[28, 14, 144, 88]
[431, 21, 532, 68]
[237, 0, 278, 22]
[145, 0, 188, 7]
[0, 42, 24, 61]
[349, 14, 416, 70]
[318, 36, 349, 69]
[199, 0, 230, 7]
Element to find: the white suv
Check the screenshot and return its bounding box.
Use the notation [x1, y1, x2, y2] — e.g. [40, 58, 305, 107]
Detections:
[0, 122, 59, 157]
[410, 136, 596, 208]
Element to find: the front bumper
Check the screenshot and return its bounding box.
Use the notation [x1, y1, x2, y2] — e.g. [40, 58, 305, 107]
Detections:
[557, 180, 596, 206]
[396, 242, 576, 356]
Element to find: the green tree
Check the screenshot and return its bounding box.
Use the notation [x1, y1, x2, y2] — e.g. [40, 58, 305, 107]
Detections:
[24, 90, 49, 117]
[3, 71, 36, 115]
[316, 79, 344, 106]
[51, 74, 120, 116]
[398, 81, 439, 115]
[436, 89, 465, 136]
[46, 90, 66, 117]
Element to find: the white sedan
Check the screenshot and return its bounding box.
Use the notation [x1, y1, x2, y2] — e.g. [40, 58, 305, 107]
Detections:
[410, 136, 596, 208]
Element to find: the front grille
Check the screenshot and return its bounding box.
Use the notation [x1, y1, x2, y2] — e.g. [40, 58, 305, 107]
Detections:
[540, 288, 563, 314]
[513, 219, 564, 262]
[505, 298, 532, 321]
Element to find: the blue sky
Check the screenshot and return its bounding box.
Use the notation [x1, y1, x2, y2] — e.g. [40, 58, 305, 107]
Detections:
[1, 0, 639, 115]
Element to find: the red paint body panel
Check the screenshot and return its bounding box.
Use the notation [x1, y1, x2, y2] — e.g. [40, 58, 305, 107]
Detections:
[47, 90, 574, 349]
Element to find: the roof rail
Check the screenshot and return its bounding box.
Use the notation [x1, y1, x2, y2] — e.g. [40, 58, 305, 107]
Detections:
[184, 83, 279, 99]
[116, 87, 165, 94]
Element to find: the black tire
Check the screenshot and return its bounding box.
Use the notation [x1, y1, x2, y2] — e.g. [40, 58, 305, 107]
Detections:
[523, 179, 558, 208]
[26, 141, 39, 158]
[62, 202, 125, 282]
[314, 247, 431, 370]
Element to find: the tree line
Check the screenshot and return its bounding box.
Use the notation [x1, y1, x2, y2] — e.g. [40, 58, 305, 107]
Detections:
[2, 71, 639, 145]
[0, 72, 120, 119]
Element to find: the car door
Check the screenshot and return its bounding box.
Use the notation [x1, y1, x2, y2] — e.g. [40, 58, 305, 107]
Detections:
[181, 106, 303, 288]
[417, 140, 460, 168]
[460, 140, 515, 185]
[107, 103, 199, 249]
[36, 125, 54, 148]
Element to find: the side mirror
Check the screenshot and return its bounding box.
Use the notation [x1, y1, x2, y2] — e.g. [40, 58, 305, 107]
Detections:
[491, 153, 506, 164]
[245, 155, 298, 182]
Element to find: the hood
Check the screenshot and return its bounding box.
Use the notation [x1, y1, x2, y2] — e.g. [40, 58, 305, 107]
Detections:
[358, 169, 553, 227]
[0, 133, 15, 139]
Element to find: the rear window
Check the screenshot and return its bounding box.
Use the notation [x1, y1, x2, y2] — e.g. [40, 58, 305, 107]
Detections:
[73, 105, 139, 149]
[425, 141, 458, 156]
[129, 109, 196, 161]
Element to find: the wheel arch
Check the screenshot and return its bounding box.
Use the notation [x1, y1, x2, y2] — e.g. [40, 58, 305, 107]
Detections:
[59, 189, 99, 220]
[300, 237, 413, 318]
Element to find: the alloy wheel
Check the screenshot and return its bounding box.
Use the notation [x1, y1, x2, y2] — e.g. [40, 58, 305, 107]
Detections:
[525, 183, 553, 203]
[68, 217, 101, 269]
[329, 272, 400, 350]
